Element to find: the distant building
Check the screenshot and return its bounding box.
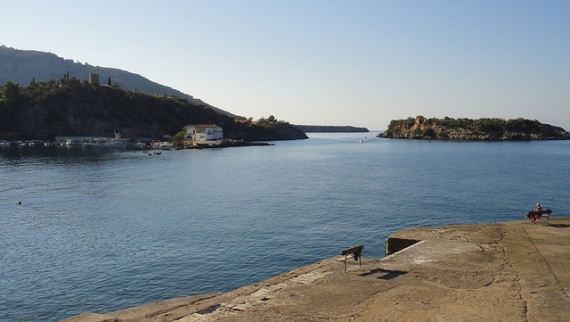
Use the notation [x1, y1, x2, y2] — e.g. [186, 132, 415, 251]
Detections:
[88, 73, 99, 84]
[183, 124, 223, 142]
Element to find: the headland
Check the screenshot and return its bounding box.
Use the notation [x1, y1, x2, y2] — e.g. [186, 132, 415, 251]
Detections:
[294, 125, 369, 133]
[63, 217, 570, 321]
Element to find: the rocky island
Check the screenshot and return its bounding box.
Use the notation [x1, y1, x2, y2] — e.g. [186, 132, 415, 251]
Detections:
[379, 116, 570, 140]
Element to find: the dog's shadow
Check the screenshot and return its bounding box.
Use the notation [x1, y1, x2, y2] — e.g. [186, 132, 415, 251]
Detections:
[360, 268, 407, 280]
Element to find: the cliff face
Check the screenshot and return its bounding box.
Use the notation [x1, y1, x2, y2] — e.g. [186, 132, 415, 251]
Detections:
[379, 116, 570, 140]
[0, 81, 308, 141]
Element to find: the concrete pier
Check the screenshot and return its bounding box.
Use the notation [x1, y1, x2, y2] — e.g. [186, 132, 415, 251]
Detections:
[63, 217, 570, 321]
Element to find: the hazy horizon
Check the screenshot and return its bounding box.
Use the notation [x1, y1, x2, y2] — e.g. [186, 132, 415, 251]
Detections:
[2, 1, 569, 131]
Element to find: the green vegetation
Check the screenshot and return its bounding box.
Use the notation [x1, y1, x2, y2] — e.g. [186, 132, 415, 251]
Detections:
[0, 46, 231, 116]
[0, 81, 20, 130]
[381, 116, 570, 140]
[0, 79, 308, 141]
[171, 130, 186, 146]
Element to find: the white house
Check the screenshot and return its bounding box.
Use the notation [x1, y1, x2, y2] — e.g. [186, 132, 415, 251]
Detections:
[183, 124, 223, 142]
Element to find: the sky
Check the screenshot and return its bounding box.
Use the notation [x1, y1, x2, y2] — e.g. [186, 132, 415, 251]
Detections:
[1, 1, 569, 131]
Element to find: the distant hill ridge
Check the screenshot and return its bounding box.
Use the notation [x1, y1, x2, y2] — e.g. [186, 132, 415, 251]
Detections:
[0, 75, 307, 141]
[379, 116, 570, 140]
[294, 125, 369, 133]
[0, 45, 231, 116]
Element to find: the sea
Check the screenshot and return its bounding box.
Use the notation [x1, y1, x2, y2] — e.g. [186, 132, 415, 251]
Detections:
[1, 132, 569, 321]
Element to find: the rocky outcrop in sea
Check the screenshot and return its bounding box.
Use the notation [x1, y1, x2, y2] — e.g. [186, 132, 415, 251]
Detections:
[379, 116, 570, 140]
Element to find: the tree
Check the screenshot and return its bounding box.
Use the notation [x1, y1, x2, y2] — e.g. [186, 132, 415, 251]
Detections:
[0, 81, 21, 130]
[107, 77, 112, 86]
[172, 131, 186, 146]
[1, 81, 21, 105]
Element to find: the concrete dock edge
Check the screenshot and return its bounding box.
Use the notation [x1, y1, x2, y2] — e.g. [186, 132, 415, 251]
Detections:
[63, 217, 570, 322]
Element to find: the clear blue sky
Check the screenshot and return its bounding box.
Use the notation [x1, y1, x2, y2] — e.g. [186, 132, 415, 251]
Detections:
[2, 1, 569, 130]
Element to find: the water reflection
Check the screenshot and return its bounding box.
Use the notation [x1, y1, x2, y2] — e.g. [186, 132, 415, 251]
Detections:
[0, 145, 120, 165]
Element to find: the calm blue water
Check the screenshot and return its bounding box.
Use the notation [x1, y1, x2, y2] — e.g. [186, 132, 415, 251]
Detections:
[1, 133, 569, 321]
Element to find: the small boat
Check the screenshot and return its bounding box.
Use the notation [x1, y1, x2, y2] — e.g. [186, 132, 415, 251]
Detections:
[133, 142, 147, 149]
[65, 139, 83, 147]
[160, 142, 173, 150]
[83, 131, 127, 149]
[29, 140, 44, 146]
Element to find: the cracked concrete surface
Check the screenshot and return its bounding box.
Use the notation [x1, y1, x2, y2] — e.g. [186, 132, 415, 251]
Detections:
[63, 217, 570, 322]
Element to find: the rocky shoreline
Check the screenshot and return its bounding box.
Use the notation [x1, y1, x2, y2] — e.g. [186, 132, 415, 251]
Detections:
[179, 139, 274, 149]
[379, 116, 570, 140]
[0, 80, 308, 142]
[63, 217, 570, 321]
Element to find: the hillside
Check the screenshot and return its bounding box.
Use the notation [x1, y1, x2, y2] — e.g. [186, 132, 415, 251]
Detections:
[0, 45, 230, 116]
[379, 116, 570, 140]
[0, 80, 307, 141]
[294, 125, 369, 133]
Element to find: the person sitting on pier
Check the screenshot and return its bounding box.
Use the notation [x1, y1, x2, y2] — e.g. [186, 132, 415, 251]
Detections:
[531, 203, 542, 224]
